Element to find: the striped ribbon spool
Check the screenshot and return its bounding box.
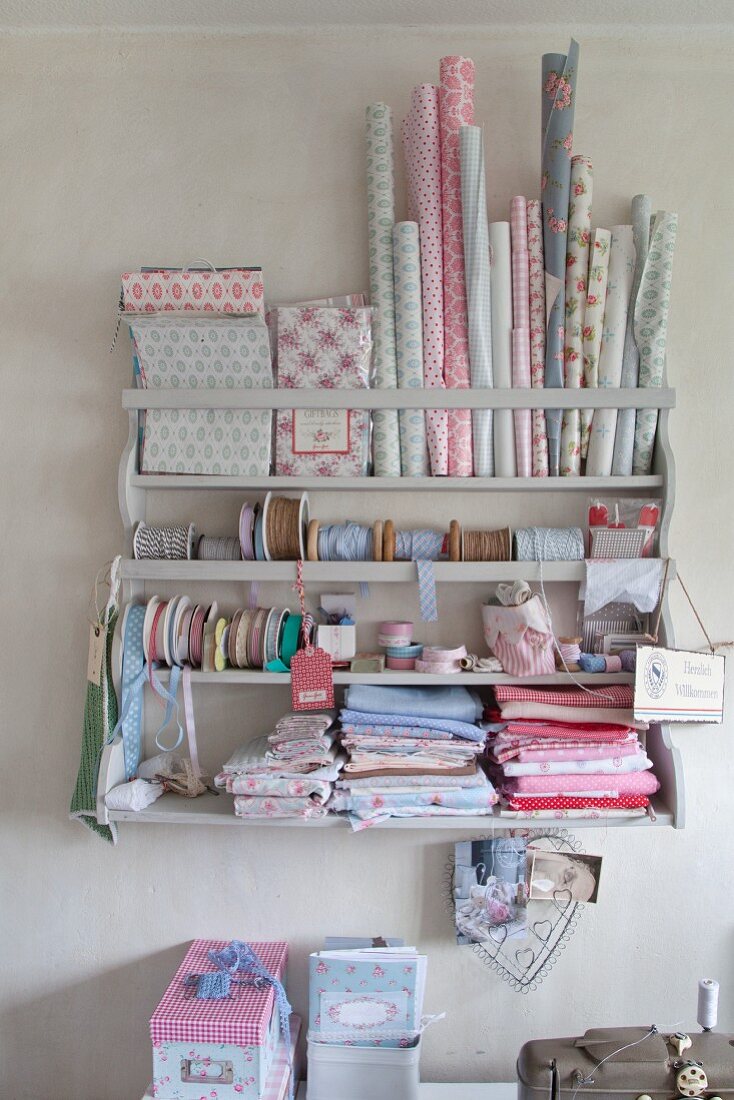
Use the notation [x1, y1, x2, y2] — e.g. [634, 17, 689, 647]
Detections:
[514, 526, 585, 561]
[197, 536, 242, 561]
[134, 522, 195, 561]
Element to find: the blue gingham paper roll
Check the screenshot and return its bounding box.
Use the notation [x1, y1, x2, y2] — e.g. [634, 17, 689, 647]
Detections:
[460, 125, 494, 476]
[366, 103, 401, 477]
[393, 222, 429, 476]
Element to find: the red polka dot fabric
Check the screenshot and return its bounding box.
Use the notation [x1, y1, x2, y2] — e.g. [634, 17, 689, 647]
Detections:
[506, 794, 650, 811]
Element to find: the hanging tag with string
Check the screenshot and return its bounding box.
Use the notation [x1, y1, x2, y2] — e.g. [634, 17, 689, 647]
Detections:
[87, 558, 121, 686]
[290, 559, 335, 711]
[633, 566, 728, 725]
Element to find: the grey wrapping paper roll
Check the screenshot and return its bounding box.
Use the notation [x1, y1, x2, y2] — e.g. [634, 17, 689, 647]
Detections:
[632, 211, 678, 474]
[489, 221, 516, 477]
[460, 125, 494, 477]
[612, 194, 652, 475]
[366, 103, 401, 476]
[541, 40, 580, 477]
[393, 221, 429, 476]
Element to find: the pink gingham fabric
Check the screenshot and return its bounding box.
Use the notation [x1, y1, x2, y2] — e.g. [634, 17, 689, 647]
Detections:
[493, 684, 634, 709]
[150, 940, 287, 1046]
[262, 1015, 301, 1100]
[510, 197, 532, 477]
[439, 55, 474, 476]
[526, 200, 549, 477]
[402, 84, 449, 475]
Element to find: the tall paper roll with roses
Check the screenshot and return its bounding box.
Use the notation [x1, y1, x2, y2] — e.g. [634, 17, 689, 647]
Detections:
[541, 39, 580, 477]
[439, 55, 475, 477]
[559, 155, 592, 476]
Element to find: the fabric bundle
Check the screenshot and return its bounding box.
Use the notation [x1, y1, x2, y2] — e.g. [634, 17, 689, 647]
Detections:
[331, 686, 496, 828]
[216, 715, 343, 819]
[486, 685, 658, 819]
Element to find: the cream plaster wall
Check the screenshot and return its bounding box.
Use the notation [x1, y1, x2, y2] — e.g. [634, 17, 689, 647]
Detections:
[1, 22, 733, 1100]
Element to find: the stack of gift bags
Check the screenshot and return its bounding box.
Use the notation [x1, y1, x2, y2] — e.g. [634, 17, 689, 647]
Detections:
[486, 684, 659, 820]
[216, 712, 344, 819]
[330, 685, 496, 828]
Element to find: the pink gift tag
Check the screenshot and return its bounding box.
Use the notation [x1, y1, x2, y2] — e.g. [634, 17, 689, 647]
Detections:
[290, 646, 335, 711]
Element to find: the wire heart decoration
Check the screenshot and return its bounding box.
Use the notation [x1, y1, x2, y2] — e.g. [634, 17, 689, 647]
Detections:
[447, 828, 586, 993]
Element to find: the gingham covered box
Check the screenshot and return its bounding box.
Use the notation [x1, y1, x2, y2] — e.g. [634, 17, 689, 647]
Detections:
[150, 940, 288, 1100]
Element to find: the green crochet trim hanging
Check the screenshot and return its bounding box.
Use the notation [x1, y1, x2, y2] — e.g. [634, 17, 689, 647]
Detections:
[69, 557, 121, 845]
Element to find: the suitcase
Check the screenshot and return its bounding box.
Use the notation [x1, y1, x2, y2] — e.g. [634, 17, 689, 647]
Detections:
[518, 1027, 734, 1100]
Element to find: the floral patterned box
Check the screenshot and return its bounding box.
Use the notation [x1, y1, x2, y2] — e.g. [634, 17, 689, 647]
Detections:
[150, 940, 287, 1099]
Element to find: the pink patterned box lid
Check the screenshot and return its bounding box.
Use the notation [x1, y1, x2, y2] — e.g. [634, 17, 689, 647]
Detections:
[150, 940, 288, 1047]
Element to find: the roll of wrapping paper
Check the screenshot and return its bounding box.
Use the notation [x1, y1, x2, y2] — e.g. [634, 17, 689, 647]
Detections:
[365, 103, 401, 477]
[541, 39, 580, 477]
[578, 228, 612, 465]
[612, 194, 652, 475]
[460, 125, 494, 477]
[402, 84, 448, 475]
[439, 55, 475, 477]
[489, 221, 517, 477]
[527, 199, 549, 476]
[559, 155, 593, 476]
[632, 211, 678, 474]
[510, 197, 532, 477]
[586, 225, 635, 476]
[393, 221, 429, 476]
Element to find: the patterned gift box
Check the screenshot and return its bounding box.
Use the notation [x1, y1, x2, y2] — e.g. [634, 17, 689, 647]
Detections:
[274, 306, 372, 476]
[122, 268, 265, 316]
[128, 315, 274, 477]
[150, 940, 288, 1100]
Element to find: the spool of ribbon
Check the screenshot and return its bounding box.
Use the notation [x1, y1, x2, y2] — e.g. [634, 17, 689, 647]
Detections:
[416, 644, 467, 674]
[134, 522, 195, 561]
[514, 527, 585, 561]
[578, 652, 623, 673]
[197, 536, 242, 561]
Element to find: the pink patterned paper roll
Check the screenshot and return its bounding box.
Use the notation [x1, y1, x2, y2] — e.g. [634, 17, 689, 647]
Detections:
[439, 55, 474, 476]
[510, 197, 532, 477]
[526, 199, 549, 477]
[402, 84, 449, 475]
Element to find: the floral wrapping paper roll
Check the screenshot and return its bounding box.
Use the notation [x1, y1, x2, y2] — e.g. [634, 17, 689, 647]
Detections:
[402, 84, 449, 474]
[541, 39, 580, 476]
[393, 221, 429, 476]
[460, 125, 494, 476]
[560, 155, 593, 475]
[527, 199, 549, 476]
[580, 228, 612, 459]
[366, 103, 401, 476]
[612, 193, 652, 475]
[585, 225, 635, 476]
[439, 55, 475, 476]
[510, 196, 532, 477]
[632, 212, 678, 474]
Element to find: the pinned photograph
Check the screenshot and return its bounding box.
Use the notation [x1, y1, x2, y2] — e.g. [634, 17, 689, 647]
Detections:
[529, 849, 602, 904]
[454, 837, 530, 945]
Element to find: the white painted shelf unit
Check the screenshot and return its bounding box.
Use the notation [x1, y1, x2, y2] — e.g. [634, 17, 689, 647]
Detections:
[99, 384, 683, 831]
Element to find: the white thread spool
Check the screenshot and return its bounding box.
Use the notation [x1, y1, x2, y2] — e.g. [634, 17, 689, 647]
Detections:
[697, 978, 719, 1031]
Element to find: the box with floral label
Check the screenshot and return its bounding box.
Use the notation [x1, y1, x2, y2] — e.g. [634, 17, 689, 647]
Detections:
[150, 940, 289, 1100]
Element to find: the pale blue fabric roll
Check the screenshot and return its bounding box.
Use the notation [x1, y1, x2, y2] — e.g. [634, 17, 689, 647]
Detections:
[393, 221, 429, 476]
[366, 103, 401, 476]
[612, 194, 652, 475]
[460, 125, 494, 476]
[541, 40, 580, 476]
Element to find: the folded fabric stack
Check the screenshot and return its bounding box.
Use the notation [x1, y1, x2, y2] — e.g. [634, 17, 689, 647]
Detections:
[330, 685, 497, 828]
[216, 713, 343, 819]
[487, 685, 659, 820]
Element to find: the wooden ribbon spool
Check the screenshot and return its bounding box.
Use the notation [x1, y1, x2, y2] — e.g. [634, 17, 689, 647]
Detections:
[306, 519, 384, 561]
[382, 519, 461, 562]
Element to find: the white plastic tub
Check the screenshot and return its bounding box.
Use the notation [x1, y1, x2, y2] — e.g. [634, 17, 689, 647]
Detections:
[307, 1037, 421, 1100]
